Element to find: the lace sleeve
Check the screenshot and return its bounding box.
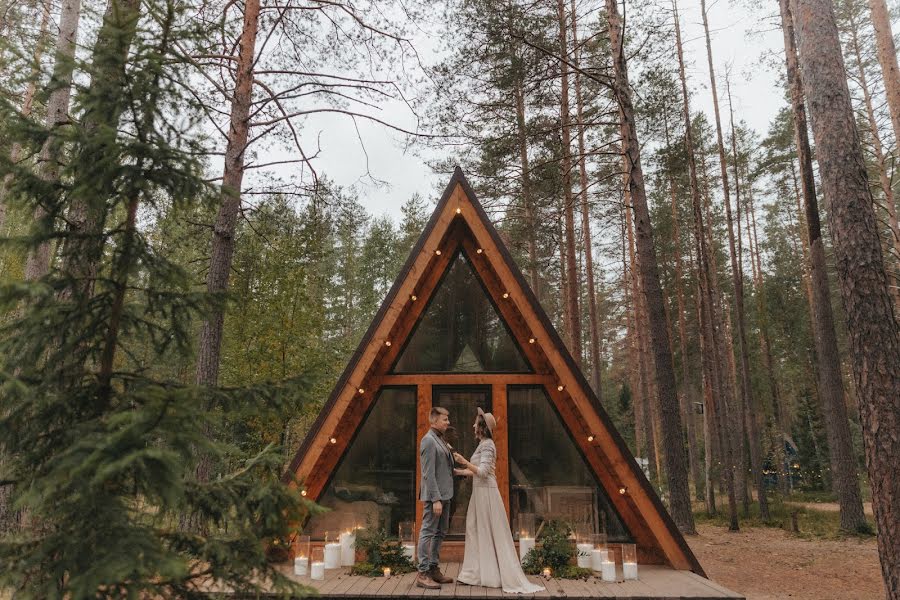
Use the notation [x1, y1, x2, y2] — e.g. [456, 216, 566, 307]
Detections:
[474, 440, 496, 478]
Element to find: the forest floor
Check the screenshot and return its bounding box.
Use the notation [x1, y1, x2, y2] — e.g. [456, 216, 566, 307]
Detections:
[689, 502, 882, 600]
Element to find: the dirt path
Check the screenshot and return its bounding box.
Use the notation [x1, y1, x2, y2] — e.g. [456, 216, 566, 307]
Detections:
[786, 501, 874, 516]
[687, 524, 883, 599]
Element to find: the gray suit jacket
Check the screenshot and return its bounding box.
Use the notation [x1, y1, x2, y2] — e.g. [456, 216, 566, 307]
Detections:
[419, 428, 454, 502]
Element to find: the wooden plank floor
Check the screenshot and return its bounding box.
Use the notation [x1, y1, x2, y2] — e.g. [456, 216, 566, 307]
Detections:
[271, 563, 745, 599]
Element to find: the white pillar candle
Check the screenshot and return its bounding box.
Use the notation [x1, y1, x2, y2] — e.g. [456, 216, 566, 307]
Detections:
[402, 543, 416, 560]
[310, 560, 325, 580]
[339, 531, 356, 566]
[623, 561, 638, 580]
[591, 548, 607, 572]
[293, 556, 308, 576]
[518, 537, 535, 563]
[324, 542, 342, 569]
[576, 542, 593, 568]
[601, 559, 616, 582]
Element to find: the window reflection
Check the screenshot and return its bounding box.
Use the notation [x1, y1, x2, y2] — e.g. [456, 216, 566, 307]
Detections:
[393, 252, 530, 373]
[305, 387, 416, 539]
[507, 386, 631, 542]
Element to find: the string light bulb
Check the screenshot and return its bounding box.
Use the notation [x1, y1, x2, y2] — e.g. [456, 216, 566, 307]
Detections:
[358, 388, 365, 394]
[587, 435, 595, 442]
[411, 295, 418, 302]
[301, 490, 308, 496]
[619, 487, 627, 495]
[385, 340, 392, 347]
[528, 338, 536, 344]
[330, 437, 337, 444]
[557, 385, 564, 392]
[476, 248, 483, 254]
[502, 292, 509, 299]
[456, 207, 461, 214]
[435, 249, 442, 256]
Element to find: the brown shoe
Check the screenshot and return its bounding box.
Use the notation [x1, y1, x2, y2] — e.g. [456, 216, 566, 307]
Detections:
[416, 573, 441, 589]
[429, 566, 454, 584]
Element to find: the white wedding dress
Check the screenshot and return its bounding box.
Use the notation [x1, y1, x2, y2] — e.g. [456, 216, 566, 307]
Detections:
[456, 438, 544, 594]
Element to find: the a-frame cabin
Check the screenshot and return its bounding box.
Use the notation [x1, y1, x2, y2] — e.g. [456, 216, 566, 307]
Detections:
[284, 168, 705, 576]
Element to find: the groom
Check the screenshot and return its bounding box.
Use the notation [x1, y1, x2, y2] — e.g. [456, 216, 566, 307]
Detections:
[416, 406, 455, 589]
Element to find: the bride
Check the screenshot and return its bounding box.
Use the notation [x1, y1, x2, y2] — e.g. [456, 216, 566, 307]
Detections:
[452, 408, 544, 594]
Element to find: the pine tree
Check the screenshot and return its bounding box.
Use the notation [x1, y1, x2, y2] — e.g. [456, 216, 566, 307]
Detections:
[0, 3, 313, 596]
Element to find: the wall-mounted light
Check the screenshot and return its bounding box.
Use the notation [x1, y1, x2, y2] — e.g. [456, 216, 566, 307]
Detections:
[456, 207, 462, 214]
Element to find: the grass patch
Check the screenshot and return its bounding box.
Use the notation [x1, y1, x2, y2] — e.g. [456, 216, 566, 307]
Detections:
[693, 495, 875, 540]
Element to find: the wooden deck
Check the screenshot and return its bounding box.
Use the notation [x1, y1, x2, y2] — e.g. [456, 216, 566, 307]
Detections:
[272, 563, 745, 599]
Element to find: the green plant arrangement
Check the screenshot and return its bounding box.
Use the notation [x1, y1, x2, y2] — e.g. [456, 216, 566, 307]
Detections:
[520, 521, 593, 580]
[349, 525, 417, 577]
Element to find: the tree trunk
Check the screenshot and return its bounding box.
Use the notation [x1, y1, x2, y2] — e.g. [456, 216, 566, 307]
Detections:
[867, 0, 900, 151]
[196, 0, 261, 390]
[24, 0, 83, 281]
[0, 0, 51, 231]
[514, 82, 541, 301]
[780, 0, 869, 533]
[606, 0, 695, 534]
[663, 112, 703, 501]
[723, 75, 770, 519]
[846, 7, 900, 310]
[623, 206, 646, 461]
[699, 0, 765, 520]
[792, 1, 900, 595]
[570, 0, 601, 394]
[556, 0, 581, 366]
[674, 0, 736, 529]
[57, 0, 142, 301]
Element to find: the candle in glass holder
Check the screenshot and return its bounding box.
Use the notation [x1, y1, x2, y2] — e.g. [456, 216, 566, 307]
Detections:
[601, 556, 616, 582]
[293, 555, 308, 576]
[542, 567, 551, 579]
[518, 536, 535, 564]
[324, 541, 342, 569]
[622, 543, 638, 580]
[383, 567, 392, 577]
[339, 529, 357, 566]
[576, 542, 593, 568]
[591, 548, 607, 572]
[311, 546, 325, 581]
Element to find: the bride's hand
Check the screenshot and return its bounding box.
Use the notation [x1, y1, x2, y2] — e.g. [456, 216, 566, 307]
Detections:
[452, 452, 465, 464]
[453, 468, 468, 477]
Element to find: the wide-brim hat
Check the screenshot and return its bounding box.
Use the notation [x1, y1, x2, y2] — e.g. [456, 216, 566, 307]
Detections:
[477, 407, 496, 434]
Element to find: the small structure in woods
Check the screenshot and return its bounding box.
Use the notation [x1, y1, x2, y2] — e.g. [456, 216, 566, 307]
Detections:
[284, 168, 704, 575]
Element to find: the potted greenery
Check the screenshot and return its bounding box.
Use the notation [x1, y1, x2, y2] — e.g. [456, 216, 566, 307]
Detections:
[521, 521, 594, 580]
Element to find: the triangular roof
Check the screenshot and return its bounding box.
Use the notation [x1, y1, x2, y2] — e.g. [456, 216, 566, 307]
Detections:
[284, 167, 704, 575]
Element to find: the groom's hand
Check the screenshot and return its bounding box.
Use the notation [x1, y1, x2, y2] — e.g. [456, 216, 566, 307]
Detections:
[433, 500, 443, 516]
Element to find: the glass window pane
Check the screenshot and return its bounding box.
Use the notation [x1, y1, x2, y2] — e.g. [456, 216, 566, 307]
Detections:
[507, 386, 632, 542]
[432, 386, 491, 537]
[392, 252, 531, 373]
[305, 387, 416, 540]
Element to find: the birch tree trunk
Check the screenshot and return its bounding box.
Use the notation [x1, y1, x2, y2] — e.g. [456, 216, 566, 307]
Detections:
[606, 0, 695, 534]
[780, 0, 869, 533]
[792, 1, 900, 594]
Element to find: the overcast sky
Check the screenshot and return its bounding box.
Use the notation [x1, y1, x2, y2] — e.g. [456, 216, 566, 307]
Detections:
[283, 0, 788, 223]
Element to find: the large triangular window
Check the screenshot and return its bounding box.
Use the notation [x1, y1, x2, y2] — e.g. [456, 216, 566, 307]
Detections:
[508, 386, 632, 542]
[392, 251, 531, 373]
